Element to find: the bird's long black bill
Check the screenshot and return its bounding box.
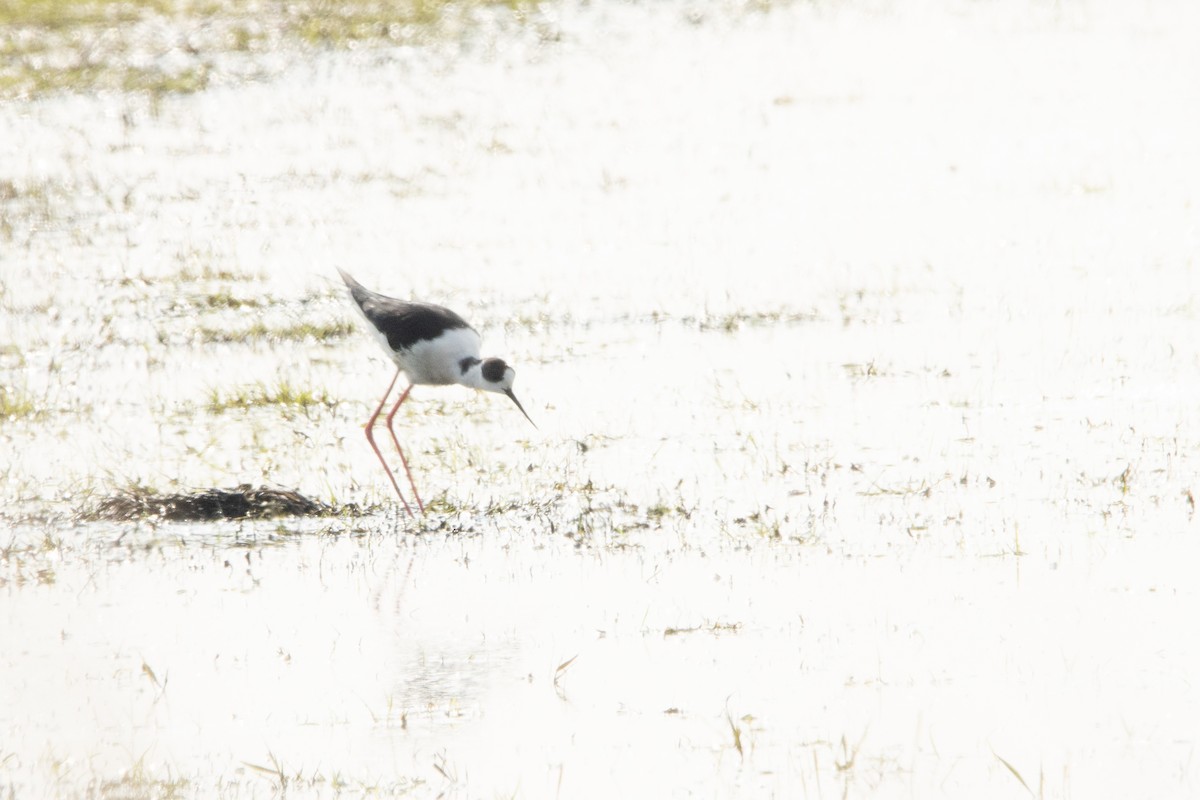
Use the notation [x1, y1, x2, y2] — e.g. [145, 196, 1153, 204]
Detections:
[504, 389, 537, 428]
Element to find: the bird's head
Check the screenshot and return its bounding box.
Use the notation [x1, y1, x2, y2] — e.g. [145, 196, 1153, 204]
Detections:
[480, 357, 536, 427]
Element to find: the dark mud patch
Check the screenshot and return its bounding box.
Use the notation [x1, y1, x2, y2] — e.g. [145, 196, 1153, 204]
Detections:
[88, 484, 345, 522]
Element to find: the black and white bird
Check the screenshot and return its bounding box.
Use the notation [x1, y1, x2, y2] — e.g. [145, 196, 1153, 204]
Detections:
[337, 268, 534, 516]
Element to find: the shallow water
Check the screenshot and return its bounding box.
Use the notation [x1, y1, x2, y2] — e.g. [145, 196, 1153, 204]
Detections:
[3, 1, 1200, 797]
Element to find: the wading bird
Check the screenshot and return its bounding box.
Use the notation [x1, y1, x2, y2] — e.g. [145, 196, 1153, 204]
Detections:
[337, 268, 535, 516]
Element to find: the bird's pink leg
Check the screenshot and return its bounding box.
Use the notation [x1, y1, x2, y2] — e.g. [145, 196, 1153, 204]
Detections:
[385, 382, 424, 513]
[364, 366, 415, 517]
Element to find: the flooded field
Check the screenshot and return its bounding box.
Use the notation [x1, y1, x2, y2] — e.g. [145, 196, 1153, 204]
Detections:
[3, 0, 1200, 797]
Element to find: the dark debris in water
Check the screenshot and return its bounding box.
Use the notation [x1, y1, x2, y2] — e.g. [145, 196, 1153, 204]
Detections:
[90, 484, 343, 522]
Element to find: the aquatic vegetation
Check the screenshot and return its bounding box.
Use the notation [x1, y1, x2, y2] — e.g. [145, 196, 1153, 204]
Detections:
[0, 0, 540, 99]
[0, 385, 37, 422]
[198, 319, 356, 344]
[89, 483, 338, 521]
[206, 380, 335, 413]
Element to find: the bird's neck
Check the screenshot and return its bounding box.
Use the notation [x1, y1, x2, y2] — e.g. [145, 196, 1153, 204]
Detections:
[458, 359, 490, 391]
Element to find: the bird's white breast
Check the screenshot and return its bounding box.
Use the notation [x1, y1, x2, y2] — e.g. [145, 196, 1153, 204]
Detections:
[395, 326, 482, 385]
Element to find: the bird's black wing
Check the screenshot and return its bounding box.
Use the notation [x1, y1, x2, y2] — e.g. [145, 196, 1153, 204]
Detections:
[361, 296, 474, 352]
[338, 268, 475, 351]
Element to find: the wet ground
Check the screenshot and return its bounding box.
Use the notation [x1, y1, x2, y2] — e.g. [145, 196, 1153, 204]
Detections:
[2, 1, 1200, 797]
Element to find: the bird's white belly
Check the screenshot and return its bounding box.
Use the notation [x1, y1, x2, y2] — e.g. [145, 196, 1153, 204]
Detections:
[393, 327, 482, 385]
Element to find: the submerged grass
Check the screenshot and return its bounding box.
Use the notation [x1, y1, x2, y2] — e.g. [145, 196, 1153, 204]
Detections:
[0, 0, 540, 99]
[169, 249, 267, 283]
[290, 0, 540, 45]
[0, 385, 37, 422]
[199, 319, 355, 344]
[207, 379, 334, 413]
[663, 621, 742, 637]
[88, 483, 336, 521]
[200, 289, 264, 310]
[89, 759, 190, 798]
